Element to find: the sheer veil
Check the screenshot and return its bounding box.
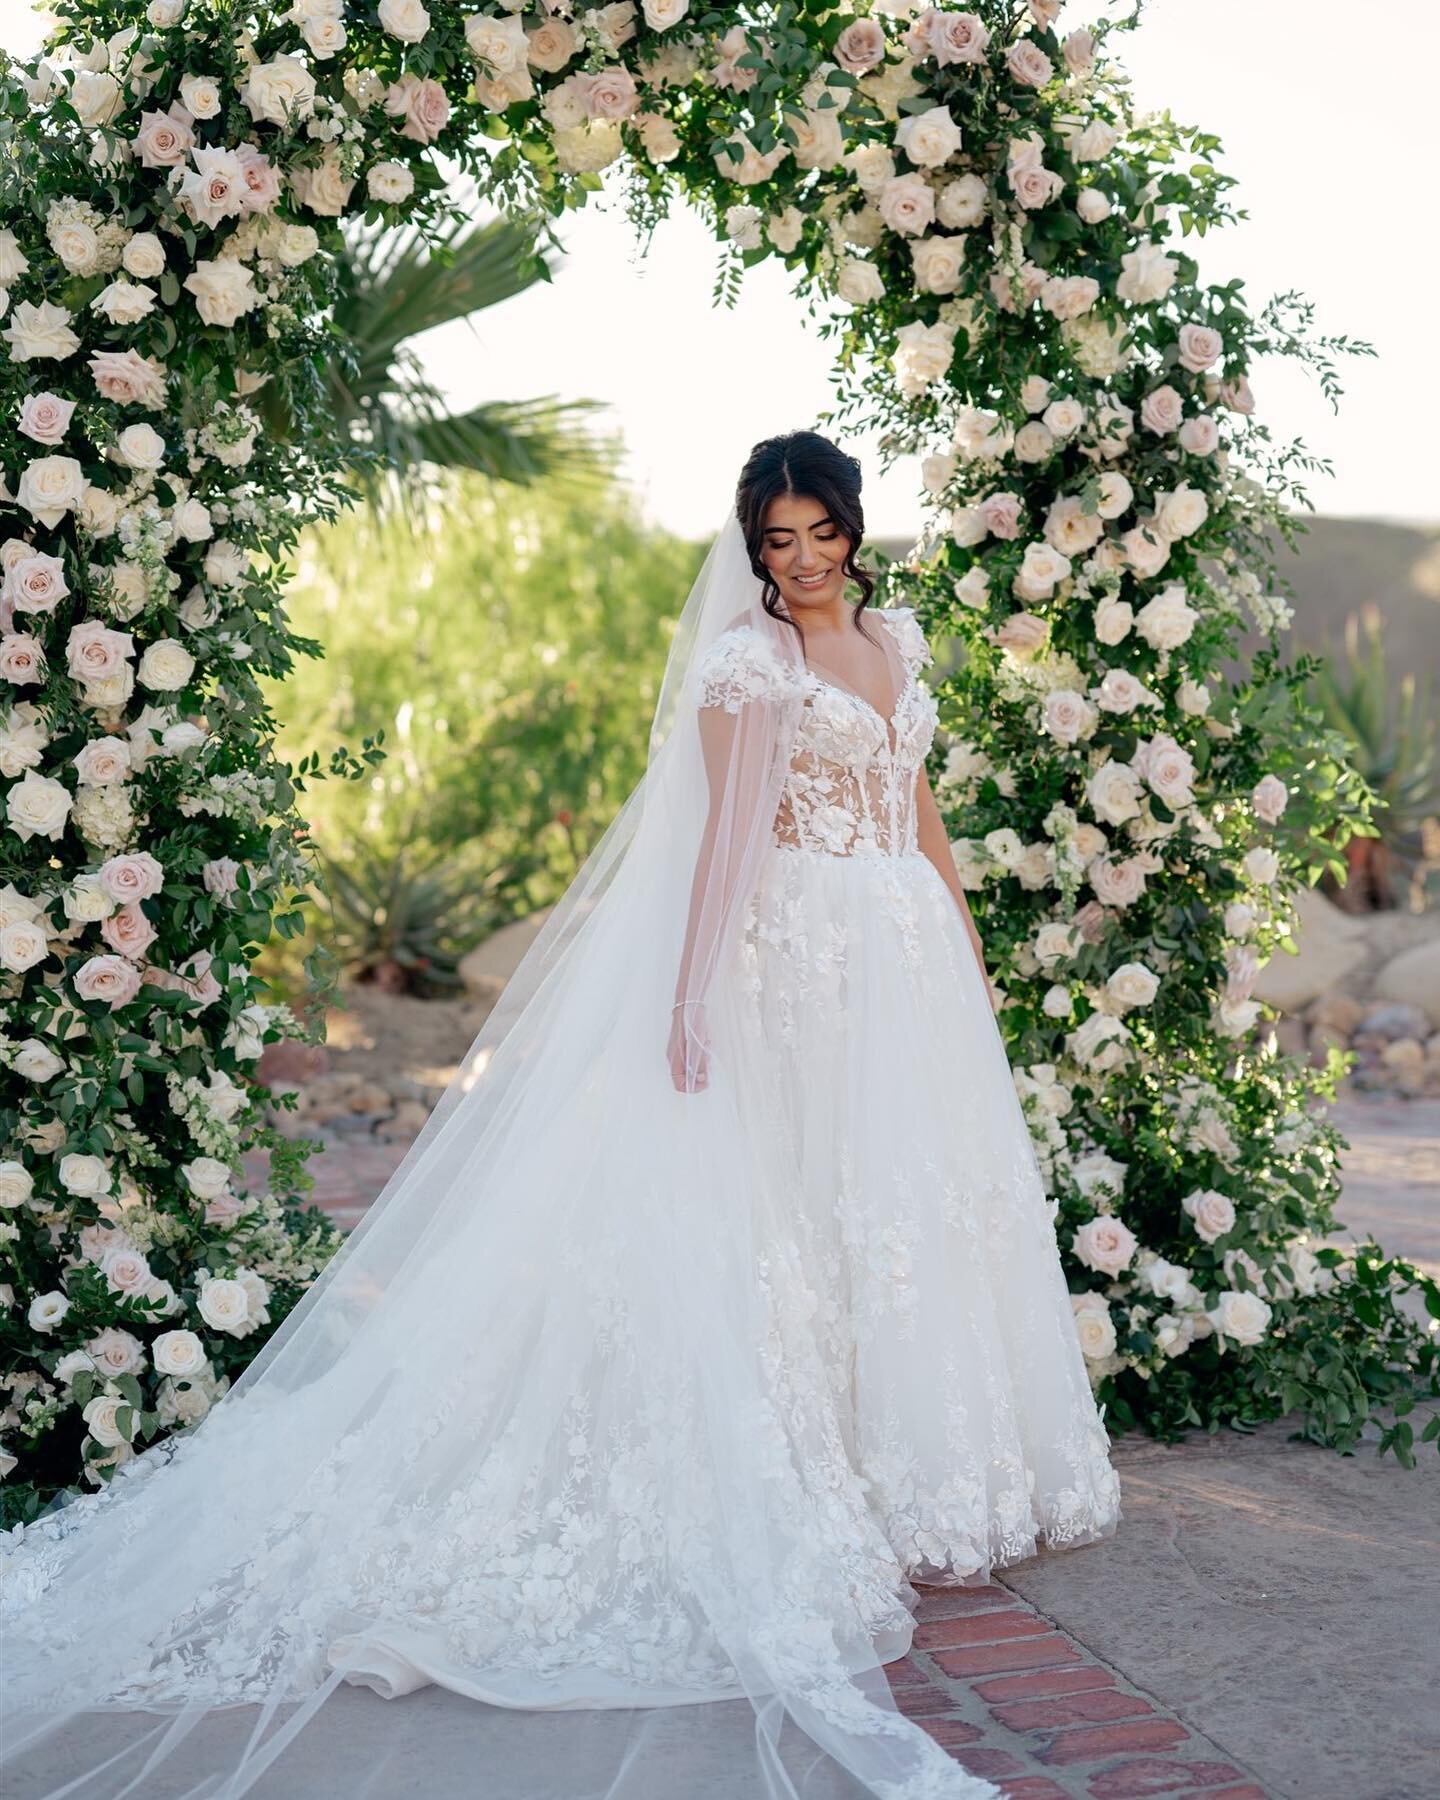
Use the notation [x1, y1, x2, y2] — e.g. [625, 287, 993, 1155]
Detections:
[1, 510, 1001, 1800]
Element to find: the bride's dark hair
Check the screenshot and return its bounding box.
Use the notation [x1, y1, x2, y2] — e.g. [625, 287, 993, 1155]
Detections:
[734, 429, 880, 643]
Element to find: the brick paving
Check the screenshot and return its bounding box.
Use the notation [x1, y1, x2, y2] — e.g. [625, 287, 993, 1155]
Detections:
[886, 1582, 1271, 1798]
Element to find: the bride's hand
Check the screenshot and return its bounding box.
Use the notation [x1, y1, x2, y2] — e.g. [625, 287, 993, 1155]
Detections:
[668, 1002, 710, 1093]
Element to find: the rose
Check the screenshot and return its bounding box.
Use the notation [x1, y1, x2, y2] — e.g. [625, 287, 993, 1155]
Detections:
[895, 104, 961, 169]
[1092, 597, 1133, 648]
[89, 349, 166, 408]
[1, 635, 46, 685]
[153, 1328, 207, 1378]
[100, 1245, 153, 1295]
[1134, 583, 1197, 650]
[1072, 1295, 1117, 1360]
[1153, 483, 1209, 540]
[100, 903, 157, 957]
[289, 149, 358, 217]
[183, 260, 260, 329]
[94, 856, 159, 915]
[978, 491, 1022, 539]
[928, 10, 990, 64]
[19, 393, 77, 445]
[1181, 1187, 1236, 1244]
[1069, 1011, 1132, 1072]
[528, 17, 578, 73]
[240, 55, 316, 125]
[1064, 28, 1097, 72]
[1044, 497, 1104, 557]
[183, 1156, 234, 1199]
[1076, 187, 1111, 224]
[937, 172, 987, 228]
[70, 70, 123, 128]
[83, 1392, 137, 1448]
[952, 567, 990, 609]
[1041, 275, 1098, 320]
[4, 300, 81, 364]
[1121, 523, 1170, 579]
[1140, 735, 1196, 807]
[1042, 396, 1086, 438]
[466, 9, 528, 72]
[1177, 415, 1218, 456]
[0, 920, 49, 971]
[1087, 760, 1142, 826]
[1116, 238, 1177, 303]
[1006, 41, 1053, 87]
[1177, 324, 1223, 373]
[1094, 860, 1144, 914]
[379, 0, 430, 41]
[1215, 376, 1256, 413]
[86, 1328, 146, 1377]
[17, 455, 87, 527]
[7, 552, 68, 615]
[1243, 845, 1280, 885]
[834, 19, 885, 73]
[0, 229, 28, 285]
[29, 1291, 70, 1333]
[838, 259, 885, 305]
[845, 144, 896, 193]
[114, 423, 165, 471]
[1035, 921, 1081, 967]
[138, 639, 195, 692]
[1139, 384, 1183, 434]
[993, 612, 1049, 659]
[134, 106, 193, 167]
[179, 73, 222, 118]
[92, 280, 156, 327]
[1072, 1214, 1138, 1277]
[1252, 775, 1289, 823]
[0, 1162, 34, 1208]
[382, 73, 451, 144]
[366, 161, 414, 205]
[1013, 540, 1071, 602]
[1041, 689, 1096, 745]
[67, 619, 134, 686]
[1071, 120, 1118, 162]
[579, 67, 640, 123]
[1093, 669, 1150, 715]
[909, 235, 965, 294]
[197, 1275, 251, 1334]
[1013, 842, 1055, 891]
[5, 770, 71, 841]
[878, 173, 936, 237]
[74, 953, 144, 1008]
[1013, 421, 1055, 464]
[1106, 962, 1159, 1010]
[59, 1152, 111, 1195]
[1208, 1288, 1271, 1348]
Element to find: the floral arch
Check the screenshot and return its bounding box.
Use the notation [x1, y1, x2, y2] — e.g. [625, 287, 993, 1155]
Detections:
[1, 0, 1436, 1513]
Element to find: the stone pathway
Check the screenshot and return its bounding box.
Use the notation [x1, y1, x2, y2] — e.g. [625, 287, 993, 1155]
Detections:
[236, 1093, 1438, 1800]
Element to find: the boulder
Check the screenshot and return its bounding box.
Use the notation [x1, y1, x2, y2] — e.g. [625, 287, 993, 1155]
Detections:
[1252, 887, 1367, 1013]
[458, 905, 557, 1001]
[1356, 1001, 1433, 1044]
[1373, 937, 1440, 1028]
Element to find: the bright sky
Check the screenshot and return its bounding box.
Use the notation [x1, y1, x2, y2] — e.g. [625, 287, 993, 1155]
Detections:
[5, 0, 1436, 541]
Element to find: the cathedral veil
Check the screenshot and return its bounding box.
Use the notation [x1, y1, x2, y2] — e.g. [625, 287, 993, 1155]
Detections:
[0, 510, 1003, 1800]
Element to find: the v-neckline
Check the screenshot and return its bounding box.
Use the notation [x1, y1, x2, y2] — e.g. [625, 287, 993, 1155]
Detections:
[800, 612, 912, 751]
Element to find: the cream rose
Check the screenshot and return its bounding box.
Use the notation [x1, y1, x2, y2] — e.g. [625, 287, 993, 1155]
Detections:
[1134, 583, 1197, 651]
[5, 770, 71, 842]
[1208, 1288, 1271, 1347]
[1041, 689, 1096, 745]
[73, 952, 144, 1008]
[183, 260, 260, 329]
[1072, 1214, 1137, 1277]
[197, 1274, 251, 1335]
[240, 55, 316, 125]
[137, 639, 195, 692]
[153, 1328, 207, 1378]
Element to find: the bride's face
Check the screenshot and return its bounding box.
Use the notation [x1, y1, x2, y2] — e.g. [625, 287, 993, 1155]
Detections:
[759, 494, 851, 613]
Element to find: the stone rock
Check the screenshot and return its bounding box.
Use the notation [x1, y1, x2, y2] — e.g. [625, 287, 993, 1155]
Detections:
[256, 1039, 331, 1087]
[1273, 1016, 1308, 1056]
[1380, 1037, 1424, 1070]
[1305, 992, 1367, 1036]
[1373, 937, 1440, 1028]
[1357, 1001, 1433, 1043]
[345, 1081, 394, 1116]
[375, 1099, 431, 1142]
[458, 906, 556, 1001]
[1252, 887, 1367, 1013]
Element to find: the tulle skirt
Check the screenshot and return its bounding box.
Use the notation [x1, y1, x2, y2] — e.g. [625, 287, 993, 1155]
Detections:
[1, 842, 1119, 1800]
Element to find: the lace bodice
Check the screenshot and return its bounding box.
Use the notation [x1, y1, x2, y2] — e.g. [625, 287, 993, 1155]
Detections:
[696, 608, 939, 857]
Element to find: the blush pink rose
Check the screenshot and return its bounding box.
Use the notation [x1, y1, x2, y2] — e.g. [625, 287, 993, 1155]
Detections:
[100, 903, 158, 958]
[1139, 384, 1183, 434]
[89, 349, 168, 409]
[978, 491, 1023, 539]
[1177, 323, 1223, 373]
[173, 949, 223, 1007]
[383, 73, 451, 143]
[66, 619, 134, 683]
[19, 393, 77, 445]
[134, 106, 195, 168]
[0, 633, 46, 684]
[834, 18, 885, 73]
[99, 851, 165, 902]
[203, 856, 241, 897]
[1178, 414, 1219, 456]
[235, 143, 282, 214]
[73, 953, 144, 1009]
[577, 65, 638, 120]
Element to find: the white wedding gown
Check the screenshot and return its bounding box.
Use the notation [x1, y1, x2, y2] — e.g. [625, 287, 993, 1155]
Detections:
[2, 605, 1121, 1800]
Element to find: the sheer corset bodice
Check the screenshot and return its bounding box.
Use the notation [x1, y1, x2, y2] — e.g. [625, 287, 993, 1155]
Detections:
[696, 607, 939, 859]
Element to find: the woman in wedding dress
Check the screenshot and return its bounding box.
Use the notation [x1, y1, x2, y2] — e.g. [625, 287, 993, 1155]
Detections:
[2, 431, 1120, 1800]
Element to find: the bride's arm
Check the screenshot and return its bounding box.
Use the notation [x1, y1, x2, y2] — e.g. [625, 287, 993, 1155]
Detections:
[915, 765, 1000, 1011]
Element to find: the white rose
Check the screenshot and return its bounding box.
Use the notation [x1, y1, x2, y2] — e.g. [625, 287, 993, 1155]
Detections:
[1121, 522, 1170, 579]
[1068, 1010, 1133, 1073]
[910, 234, 966, 295]
[6, 770, 72, 842]
[1034, 921, 1082, 967]
[1093, 595, 1133, 646]
[18, 455, 87, 528]
[1251, 775, 1289, 823]
[137, 639, 195, 692]
[1106, 961, 1159, 1010]
[182, 1156, 233, 1200]
[1041, 396, 1086, 438]
[1076, 187, 1111, 224]
[1087, 760, 1142, 826]
[1012, 421, 1055, 464]
[152, 1328, 207, 1378]
[240, 55, 316, 125]
[70, 69, 123, 128]
[13, 1037, 65, 1078]
[1041, 689, 1096, 745]
[197, 1275, 252, 1335]
[0, 1161, 35, 1207]
[1116, 237, 1177, 304]
[1181, 1187, 1236, 1243]
[1013, 541, 1071, 603]
[59, 1151, 112, 1196]
[1134, 583, 1197, 651]
[1072, 1296, 1117, 1360]
[895, 104, 962, 170]
[366, 161, 415, 204]
[1208, 1288, 1271, 1348]
[114, 423, 165, 471]
[179, 73, 222, 119]
[83, 1391, 137, 1447]
[1243, 845, 1280, 885]
[378, 0, 430, 41]
[183, 260, 260, 329]
[1153, 483, 1209, 541]
[1177, 323, 1223, 373]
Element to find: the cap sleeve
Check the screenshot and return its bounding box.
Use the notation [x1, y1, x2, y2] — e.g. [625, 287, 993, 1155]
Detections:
[694, 625, 790, 714]
[879, 606, 933, 676]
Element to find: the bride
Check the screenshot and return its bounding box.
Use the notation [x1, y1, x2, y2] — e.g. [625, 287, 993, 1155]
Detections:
[2, 430, 1121, 1800]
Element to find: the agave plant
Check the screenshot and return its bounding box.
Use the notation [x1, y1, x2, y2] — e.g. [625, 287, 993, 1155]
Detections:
[1309, 606, 1439, 909]
[313, 834, 501, 995]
